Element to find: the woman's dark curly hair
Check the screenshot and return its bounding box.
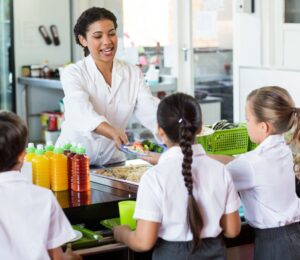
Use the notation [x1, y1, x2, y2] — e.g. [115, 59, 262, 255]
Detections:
[74, 7, 118, 57]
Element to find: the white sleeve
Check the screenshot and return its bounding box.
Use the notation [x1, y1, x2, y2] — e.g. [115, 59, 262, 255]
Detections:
[47, 193, 76, 249]
[61, 64, 109, 132]
[226, 156, 256, 191]
[223, 168, 241, 214]
[134, 169, 162, 222]
[133, 69, 160, 136]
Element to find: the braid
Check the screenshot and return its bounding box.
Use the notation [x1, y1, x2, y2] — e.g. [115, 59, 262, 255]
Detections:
[179, 120, 203, 253]
[157, 92, 203, 253]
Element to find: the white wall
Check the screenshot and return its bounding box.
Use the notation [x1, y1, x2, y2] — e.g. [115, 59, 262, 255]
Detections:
[239, 66, 300, 122]
[14, 0, 71, 140]
[233, 0, 300, 121]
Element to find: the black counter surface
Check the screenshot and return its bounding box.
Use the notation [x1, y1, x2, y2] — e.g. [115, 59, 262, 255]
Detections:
[55, 181, 254, 249]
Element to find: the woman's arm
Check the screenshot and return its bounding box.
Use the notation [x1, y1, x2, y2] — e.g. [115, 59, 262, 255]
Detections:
[94, 121, 128, 148]
[209, 154, 235, 164]
[113, 220, 160, 252]
[220, 211, 241, 238]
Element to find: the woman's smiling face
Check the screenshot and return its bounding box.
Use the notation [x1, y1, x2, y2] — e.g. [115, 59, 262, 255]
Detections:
[79, 19, 118, 65]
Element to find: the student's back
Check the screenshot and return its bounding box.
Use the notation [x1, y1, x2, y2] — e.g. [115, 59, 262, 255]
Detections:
[0, 111, 81, 260]
[140, 146, 238, 240]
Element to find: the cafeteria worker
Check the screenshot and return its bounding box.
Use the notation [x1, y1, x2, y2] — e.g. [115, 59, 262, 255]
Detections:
[56, 7, 159, 165]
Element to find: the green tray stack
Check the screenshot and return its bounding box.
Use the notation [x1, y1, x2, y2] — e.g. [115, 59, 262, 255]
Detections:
[196, 124, 249, 155]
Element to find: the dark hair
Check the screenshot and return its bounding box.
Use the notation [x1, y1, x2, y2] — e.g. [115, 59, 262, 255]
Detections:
[0, 111, 28, 171]
[74, 7, 118, 57]
[247, 86, 300, 177]
[157, 93, 203, 252]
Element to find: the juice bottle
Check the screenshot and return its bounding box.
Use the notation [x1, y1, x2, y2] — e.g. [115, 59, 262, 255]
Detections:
[67, 144, 77, 190]
[63, 141, 72, 156]
[32, 144, 50, 189]
[24, 143, 36, 162]
[50, 147, 68, 191]
[72, 144, 90, 192]
[45, 140, 54, 158]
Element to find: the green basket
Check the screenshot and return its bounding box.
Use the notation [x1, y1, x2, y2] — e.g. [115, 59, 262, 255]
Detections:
[248, 139, 258, 151]
[196, 124, 249, 155]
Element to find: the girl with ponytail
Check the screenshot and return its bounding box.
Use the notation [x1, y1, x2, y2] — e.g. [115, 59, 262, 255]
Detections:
[114, 93, 241, 259]
[213, 86, 300, 260]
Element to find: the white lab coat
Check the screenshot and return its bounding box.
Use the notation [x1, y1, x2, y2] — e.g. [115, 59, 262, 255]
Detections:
[57, 55, 159, 165]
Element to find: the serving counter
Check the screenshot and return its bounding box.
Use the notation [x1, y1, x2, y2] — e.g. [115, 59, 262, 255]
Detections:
[54, 164, 255, 260]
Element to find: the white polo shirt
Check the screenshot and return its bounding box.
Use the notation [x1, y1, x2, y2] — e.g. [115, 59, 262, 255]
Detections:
[226, 134, 300, 229]
[0, 171, 76, 260]
[134, 144, 240, 241]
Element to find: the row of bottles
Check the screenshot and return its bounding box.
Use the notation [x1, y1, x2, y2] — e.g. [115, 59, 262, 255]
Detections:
[24, 141, 90, 192]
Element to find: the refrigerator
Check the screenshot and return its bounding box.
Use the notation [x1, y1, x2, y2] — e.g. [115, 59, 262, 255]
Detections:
[0, 0, 15, 111]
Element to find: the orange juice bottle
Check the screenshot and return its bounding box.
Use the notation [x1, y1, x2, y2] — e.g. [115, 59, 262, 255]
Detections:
[24, 143, 36, 162]
[72, 144, 90, 192]
[50, 147, 68, 191]
[45, 141, 54, 158]
[32, 144, 50, 189]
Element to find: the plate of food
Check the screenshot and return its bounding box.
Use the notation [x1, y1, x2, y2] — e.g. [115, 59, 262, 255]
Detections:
[70, 230, 83, 242]
[121, 140, 165, 157]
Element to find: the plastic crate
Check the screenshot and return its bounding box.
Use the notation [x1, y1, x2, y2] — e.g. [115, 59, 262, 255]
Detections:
[248, 139, 258, 151]
[196, 124, 249, 155]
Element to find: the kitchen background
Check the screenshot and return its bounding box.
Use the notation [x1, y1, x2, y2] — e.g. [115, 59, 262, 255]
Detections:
[1, 0, 300, 142]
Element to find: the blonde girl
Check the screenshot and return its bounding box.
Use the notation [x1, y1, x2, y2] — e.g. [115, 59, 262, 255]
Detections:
[214, 86, 300, 260]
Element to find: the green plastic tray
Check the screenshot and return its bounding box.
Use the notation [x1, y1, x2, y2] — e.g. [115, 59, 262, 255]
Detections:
[197, 124, 249, 155]
[100, 218, 120, 230]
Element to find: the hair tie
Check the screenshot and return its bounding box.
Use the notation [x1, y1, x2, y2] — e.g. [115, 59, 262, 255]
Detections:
[178, 118, 183, 124]
[188, 190, 192, 196]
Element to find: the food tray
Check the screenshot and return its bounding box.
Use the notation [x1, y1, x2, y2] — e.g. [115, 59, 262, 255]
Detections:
[90, 160, 150, 192]
[196, 124, 249, 155]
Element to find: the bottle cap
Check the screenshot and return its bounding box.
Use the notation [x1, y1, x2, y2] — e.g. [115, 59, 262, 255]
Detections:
[76, 147, 86, 155]
[54, 147, 64, 154]
[35, 144, 44, 155]
[45, 141, 54, 151]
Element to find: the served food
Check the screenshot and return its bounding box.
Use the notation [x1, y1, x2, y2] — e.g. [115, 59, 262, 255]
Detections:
[122, 140, 164, 156]
[94, 165, 150, 183]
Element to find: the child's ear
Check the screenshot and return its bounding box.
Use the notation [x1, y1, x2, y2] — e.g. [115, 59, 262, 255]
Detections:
[18, 150, 26, 163]
[196, 126, 202, 135]
[261, 121, 273, 134]
[157, 126, 165, 139]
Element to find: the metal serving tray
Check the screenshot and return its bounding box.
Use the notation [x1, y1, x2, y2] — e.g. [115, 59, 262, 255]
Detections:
[90, 159, 150, 193]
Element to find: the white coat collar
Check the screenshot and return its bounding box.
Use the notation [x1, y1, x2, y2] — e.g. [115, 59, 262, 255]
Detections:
[158, 144, 206, 164]
[85, 55, 123, 101]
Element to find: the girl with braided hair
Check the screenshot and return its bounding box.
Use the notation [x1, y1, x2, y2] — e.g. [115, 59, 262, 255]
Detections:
[114, 93, 241, 259]
[212, 86, 300, 260]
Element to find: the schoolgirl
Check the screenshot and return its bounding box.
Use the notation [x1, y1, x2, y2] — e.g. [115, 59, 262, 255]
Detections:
[113, 93, 241, 259]
[219, 86, 300, 259]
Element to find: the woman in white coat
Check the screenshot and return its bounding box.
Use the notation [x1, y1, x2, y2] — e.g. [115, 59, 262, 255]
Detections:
[57, 7, 159, 165]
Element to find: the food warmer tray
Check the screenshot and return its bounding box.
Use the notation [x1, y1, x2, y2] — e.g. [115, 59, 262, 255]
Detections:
[89, 159, 150, 193]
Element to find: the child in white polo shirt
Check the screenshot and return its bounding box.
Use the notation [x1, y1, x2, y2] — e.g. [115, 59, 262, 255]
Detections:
[113, 93, 241, 259]
[212, 86, 300, 260]
[0, 111, 82, 260]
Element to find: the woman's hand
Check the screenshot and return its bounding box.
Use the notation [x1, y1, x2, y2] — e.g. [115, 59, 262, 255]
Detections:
[111, 128, 129, 149]
[95, 122, 128, 148]
[139, 152, 161, 165]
